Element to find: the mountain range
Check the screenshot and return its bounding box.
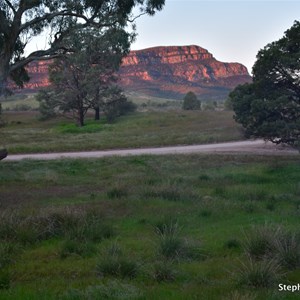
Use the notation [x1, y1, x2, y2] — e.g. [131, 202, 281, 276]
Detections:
[20, 45, 252, 100]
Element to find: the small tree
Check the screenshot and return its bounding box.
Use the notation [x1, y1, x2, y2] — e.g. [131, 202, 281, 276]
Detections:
[105, 87, 136, 122]
[229, 21, 300, 149]
[37, 27, 131, 126]
[182, 91, 201, 110]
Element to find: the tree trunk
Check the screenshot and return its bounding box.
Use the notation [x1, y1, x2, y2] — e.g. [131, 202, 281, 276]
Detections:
[0, 60, 10, 97]
[77, 108, 85, 127]
[0, 149, 8, 161]
[94, 106, 100, 121]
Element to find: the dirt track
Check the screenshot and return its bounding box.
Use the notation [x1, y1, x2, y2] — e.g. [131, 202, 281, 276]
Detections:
[3, 140, 298, 161]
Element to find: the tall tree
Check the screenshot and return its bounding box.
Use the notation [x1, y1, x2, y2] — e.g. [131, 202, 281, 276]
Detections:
[0, 0, 165, 96]
[37, 27, 131, 126]
[228, 21, 300, 149]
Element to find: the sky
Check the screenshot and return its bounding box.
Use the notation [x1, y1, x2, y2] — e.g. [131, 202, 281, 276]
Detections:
[25, 1, 300, 74]
[130, 0, 300, 73]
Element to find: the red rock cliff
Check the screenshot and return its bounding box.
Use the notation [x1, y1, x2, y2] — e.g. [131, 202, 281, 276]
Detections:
[20, 45, 251, 99]
[119, 45, 251, 99]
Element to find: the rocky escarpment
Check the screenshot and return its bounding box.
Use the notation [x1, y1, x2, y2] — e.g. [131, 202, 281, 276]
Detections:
[119, 45, 251, 99]
[17, 45, 251, 99]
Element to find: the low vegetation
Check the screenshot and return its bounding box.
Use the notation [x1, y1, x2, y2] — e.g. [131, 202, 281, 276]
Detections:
[0, 154, 300, 299]
[0, 105, 243, 154]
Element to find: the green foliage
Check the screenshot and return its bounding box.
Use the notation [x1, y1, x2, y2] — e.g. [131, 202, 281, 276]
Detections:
[182, 91, 201, 110]
[1, 110, 244, 154]
[0, 0, 165, 96]
[229, 21, 300, 148]
[102, 86, 136, 123]
[0, 156, 300, 298]
[38, 29, 135, 126]
[38, 28, 131, 126]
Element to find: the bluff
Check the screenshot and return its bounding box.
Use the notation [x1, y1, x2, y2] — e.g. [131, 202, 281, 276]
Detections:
[19, 45, 251, 99]
[119, 45, 251, 99]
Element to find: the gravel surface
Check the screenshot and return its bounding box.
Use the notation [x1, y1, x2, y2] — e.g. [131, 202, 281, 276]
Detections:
[3, 140, 298, 161]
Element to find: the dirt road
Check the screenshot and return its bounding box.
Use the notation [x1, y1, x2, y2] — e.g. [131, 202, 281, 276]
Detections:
[3, 140, 298, 161]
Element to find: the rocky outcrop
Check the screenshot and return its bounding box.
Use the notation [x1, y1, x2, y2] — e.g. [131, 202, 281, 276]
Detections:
[119, 45, 251, 99]
[18, 45, 251, 99]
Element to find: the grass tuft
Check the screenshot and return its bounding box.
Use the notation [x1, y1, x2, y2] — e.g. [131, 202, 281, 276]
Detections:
[96, 244, 139, 279]
[235, 257, 282, 288]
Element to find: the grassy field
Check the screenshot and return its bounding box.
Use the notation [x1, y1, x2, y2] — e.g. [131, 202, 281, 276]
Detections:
[0, 94, 39, 111]
[0, 110, 244, 154]
[0, 154, 300, 299]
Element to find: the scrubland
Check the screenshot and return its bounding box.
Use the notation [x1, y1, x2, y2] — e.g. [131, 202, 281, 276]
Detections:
[0, 96, 299, 299]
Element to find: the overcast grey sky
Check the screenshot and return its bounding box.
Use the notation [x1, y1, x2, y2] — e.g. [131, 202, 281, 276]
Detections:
[131, 0, 300, 73]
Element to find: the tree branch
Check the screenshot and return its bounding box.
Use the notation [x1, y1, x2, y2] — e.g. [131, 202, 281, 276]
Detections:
[4, 0, 16, 14]
[9, 47, 67, 73]
[0, 9, 10, 35]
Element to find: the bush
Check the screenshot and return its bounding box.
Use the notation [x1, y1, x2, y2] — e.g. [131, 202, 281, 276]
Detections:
[182, 91, 201, 110]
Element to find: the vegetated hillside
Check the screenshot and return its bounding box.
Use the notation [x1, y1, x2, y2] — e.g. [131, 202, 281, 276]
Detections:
[15, 45, 251, 100]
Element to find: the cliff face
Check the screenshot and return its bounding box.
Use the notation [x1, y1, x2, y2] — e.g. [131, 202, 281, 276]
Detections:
[20, 45, 251, 99]
[119, 45, 251, 99]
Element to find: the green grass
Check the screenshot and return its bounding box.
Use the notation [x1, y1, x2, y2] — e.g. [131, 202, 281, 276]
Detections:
[0, 154, 300, 299]
[0, 109, 244, 153]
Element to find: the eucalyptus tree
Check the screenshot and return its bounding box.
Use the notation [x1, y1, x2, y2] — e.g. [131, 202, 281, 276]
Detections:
[37, 27, 132, 126]
[0, 0, 165, 96]
[229, 21, 300, 149]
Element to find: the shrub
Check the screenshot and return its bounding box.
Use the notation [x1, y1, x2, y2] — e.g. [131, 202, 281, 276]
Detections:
[182, 91, 201, 110]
